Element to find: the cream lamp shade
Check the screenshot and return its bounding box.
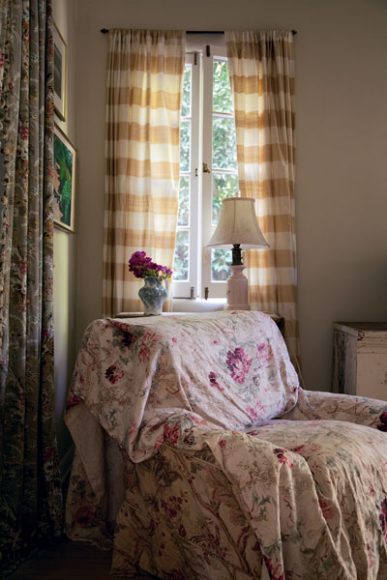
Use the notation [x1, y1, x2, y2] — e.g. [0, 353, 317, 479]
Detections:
[207, 197, 269, 310]
[207, 197, 269, 249]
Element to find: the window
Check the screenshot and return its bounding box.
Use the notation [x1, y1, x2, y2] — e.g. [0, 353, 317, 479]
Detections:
[172, 45, 239, 299]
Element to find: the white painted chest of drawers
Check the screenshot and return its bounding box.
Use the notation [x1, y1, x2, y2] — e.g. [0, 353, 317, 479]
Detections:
[332, 322, 387, 400]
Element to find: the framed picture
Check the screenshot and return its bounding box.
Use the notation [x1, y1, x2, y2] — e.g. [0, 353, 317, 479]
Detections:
[53, 23, 67, 121]
[53, 125, 76, 232]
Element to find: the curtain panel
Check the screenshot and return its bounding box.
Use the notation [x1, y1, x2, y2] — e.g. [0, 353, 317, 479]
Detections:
[0, 0, 63, 574]
[225, 30, 299, 364]
[103, 29, 186, 316]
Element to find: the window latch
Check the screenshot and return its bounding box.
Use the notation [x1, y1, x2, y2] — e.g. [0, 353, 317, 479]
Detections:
[203, 162, 211, 174]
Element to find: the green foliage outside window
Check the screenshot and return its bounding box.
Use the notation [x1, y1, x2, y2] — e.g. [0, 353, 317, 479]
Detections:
[213, 60, 233, 114]
[173, 57, 237, 285]
[174, 230, 189, 281]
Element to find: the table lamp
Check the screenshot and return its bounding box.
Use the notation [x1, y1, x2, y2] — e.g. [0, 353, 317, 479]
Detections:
[207, 197, 269, 310]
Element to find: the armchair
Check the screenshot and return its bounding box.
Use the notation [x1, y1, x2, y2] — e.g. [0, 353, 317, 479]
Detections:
[65, 311, 387, 579]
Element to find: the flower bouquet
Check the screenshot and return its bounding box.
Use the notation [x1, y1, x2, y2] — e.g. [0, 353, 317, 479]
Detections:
[128, 251, 173, 280]
[128, 251, 172, 315]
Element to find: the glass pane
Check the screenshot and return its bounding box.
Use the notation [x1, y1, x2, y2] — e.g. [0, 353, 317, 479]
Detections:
[178, 176, 190, 226]
[212, 117, 237, 171]
[213, 59, 233, 115]
[181, 64, 192, 117]
[173, 230, 189, 281]
[180, 120, 191, 172]
[211, 248, 231, 282]
[212, 173, 239, 225]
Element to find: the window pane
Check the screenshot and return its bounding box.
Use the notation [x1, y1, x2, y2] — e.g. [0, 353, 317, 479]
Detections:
[212, 117, 237, 171]
[178, 176, 190, 226]
[181, 64, 192, 117]
[212, 173, 239, 225]
[180, 120, 191, 172]
[213, 59, 233, 115]
[211, 248, 231, 281]
[173, 230, 189, 281]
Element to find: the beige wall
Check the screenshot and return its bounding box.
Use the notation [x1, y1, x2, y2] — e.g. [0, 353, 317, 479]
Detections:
[52, 0, 77, 475]
[73, 0, 387, 391]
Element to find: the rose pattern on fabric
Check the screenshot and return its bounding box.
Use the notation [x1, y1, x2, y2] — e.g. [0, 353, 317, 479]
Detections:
[257, 341, 273, 363]
[105, 364, 124, 384]
[245, 400, 266, 422]
[273, 447, 293, 467]
[226, 347, 252, 384]
[208, 371, 224, 392]
[378, 410, 387, 432]
[380, 497, 387, 542]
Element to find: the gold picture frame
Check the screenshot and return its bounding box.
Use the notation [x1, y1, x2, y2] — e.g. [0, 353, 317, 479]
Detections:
[53, 125, 76, 232]
[53, 23, 67, 121]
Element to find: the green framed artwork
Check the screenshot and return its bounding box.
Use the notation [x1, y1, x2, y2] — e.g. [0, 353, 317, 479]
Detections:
[53, 125, 76, 232]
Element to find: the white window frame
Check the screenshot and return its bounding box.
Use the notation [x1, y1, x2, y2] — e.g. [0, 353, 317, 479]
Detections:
[173, 42, 237, 300]
[173, 54, 201, 299]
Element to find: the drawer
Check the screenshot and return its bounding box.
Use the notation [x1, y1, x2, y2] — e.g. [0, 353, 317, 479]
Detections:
[356, 353, 387, 399]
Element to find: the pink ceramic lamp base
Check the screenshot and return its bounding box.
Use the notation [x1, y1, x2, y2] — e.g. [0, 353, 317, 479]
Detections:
[225, 265, 250, 310]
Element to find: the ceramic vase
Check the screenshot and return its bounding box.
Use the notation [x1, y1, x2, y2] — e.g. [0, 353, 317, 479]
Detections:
[138, 277, 168, 315]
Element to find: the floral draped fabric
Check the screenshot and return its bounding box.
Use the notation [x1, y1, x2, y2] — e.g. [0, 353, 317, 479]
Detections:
[65, 312, 387, 579]
[0, 0, 63, 574]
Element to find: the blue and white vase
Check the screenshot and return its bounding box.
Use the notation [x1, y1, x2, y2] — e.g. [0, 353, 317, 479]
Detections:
[138, 276, 168, 315]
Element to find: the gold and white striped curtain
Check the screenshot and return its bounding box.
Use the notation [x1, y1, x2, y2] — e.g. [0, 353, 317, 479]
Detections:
[103, 29, 185, 315]
[225, 30, 299, 363]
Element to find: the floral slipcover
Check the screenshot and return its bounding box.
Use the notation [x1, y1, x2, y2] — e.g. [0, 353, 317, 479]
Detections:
[65, 311, 387, 579]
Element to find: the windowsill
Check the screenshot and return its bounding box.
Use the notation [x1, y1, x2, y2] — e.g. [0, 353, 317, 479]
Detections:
[171, 298, 226, 313]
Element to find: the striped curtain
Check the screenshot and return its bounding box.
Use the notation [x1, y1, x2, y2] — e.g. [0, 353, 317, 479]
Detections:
[225, 30, 299, 364]
[103, 29, 185, 316]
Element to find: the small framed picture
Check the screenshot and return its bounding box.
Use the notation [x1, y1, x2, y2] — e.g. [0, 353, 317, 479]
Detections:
[53, 125, 76, 232]
[53, 23, 67, 121]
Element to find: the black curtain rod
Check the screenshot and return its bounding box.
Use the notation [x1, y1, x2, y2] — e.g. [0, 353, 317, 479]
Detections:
[100, 28, 297, 35]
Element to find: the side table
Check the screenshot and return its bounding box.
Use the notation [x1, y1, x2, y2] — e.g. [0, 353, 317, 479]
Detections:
[332, 322, 387, 400]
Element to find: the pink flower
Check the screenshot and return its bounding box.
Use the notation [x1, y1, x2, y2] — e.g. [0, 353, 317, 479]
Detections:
[138, 345, 150, 362]
[226, 347, 252, 384]
[273, 448, 293, 467]
[319, 498, 335, 521]
[209, 371, 224, 392]
[74, 506, 95, 528]
[138, 331, 158, 362]
[257, 341, 273, 362]
[163, 422, 180, 445]
[105, 364, 124, 384]
[263, 556, 285, 580]
[380, 497, 387, 542]
[128, 250, 173, 280]
[19, 126, 29, 140]
[160, 495, 183, 518]
[66, 394, 83, 409]
[245, 400, 265, 421]
[380, 411, 387, 424]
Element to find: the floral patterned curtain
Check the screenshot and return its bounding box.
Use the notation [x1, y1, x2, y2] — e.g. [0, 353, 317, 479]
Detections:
[0, 0, 63, 574]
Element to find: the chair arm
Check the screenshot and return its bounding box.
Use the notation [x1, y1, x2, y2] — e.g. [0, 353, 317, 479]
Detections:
[282, 389, 387, 431]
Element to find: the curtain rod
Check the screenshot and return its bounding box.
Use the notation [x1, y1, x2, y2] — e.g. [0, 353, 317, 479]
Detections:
[100, 28, 297, 35]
